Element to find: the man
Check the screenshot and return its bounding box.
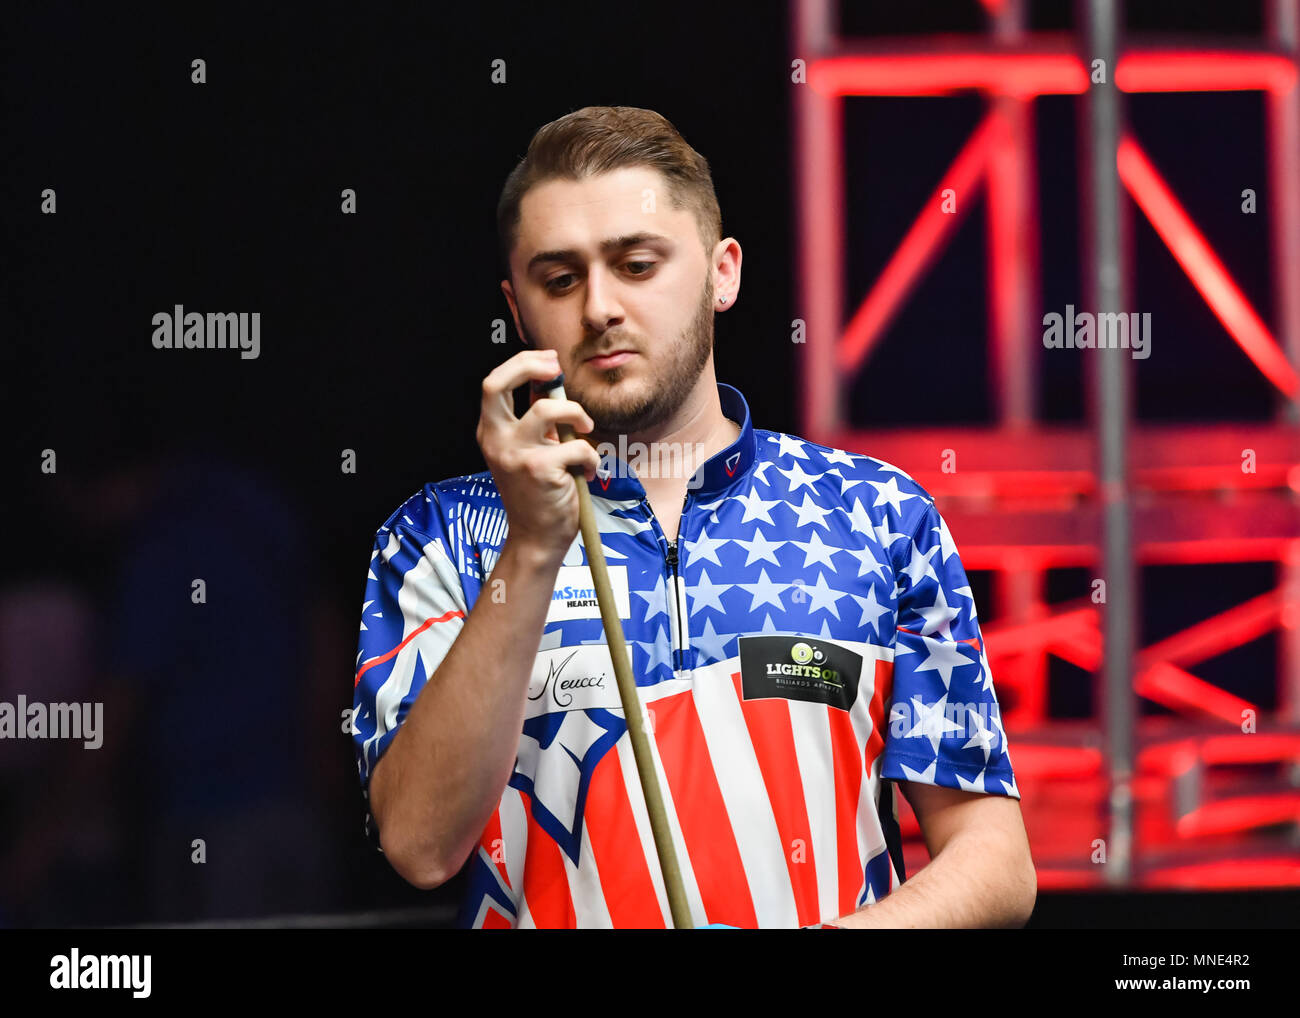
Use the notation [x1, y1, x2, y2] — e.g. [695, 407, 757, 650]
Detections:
[352, 106, 1036, 929]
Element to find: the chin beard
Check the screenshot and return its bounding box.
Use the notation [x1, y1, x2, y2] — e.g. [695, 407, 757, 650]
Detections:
[576, 277, 715, 436]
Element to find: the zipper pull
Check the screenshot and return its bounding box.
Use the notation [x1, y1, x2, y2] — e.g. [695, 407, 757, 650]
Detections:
[666, 540, 678, 570]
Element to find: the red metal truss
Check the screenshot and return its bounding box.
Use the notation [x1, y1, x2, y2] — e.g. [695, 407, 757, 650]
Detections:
[791, 0, 1300, 889]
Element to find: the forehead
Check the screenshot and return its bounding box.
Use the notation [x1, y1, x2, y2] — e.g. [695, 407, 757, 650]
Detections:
[516, 166, 697, 251]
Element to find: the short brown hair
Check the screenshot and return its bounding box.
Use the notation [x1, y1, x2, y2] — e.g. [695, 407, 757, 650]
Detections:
[496, 106, 723, 278]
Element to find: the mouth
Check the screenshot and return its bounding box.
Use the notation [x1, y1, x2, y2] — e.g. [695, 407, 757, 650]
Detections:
[584, 350, 636, 370]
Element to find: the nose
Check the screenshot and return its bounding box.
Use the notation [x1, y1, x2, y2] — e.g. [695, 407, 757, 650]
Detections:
[581, 264, 625, 335]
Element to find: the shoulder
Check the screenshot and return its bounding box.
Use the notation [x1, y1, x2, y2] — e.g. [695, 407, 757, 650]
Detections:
[374, 470, 502, 538]
[752, 428, 937, 524]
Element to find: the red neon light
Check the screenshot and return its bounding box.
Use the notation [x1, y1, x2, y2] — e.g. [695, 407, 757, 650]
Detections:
[1144, 858, 1300, 889]
[1138, 590, 1282, 670]
[1134, 662, 1257, 724]
[995, 744, 1103, 778]
[1175, 793, 1300, 838]
[1116, 52, 1298, 94]
[1140, 733, 1300, 773]
[808, 51, 1298, 99]
[836, 112, 997, 374]
[1117, 137, 1300, 397]
[808, 53, 1089, 98]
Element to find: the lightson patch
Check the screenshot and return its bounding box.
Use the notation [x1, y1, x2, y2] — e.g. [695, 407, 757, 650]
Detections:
[738, 635, 863, 712]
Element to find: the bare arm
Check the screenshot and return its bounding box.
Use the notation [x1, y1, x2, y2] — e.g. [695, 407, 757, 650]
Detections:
[367, 349, 600, 889]
[369, 537, 564, 888]
[828, 784, 1037, 928]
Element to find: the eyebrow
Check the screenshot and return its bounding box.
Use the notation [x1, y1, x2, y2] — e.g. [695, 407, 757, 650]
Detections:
[526, 232, 674, 275]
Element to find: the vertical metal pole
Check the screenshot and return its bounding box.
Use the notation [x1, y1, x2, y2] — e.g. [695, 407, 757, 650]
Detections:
[1081, 0, 1136, 885]
[988, 0, 1048, 728]
[792, 0, 844, 442]
[987, 0, 1039, 427]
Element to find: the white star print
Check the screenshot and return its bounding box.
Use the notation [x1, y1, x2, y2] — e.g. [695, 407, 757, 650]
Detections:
[633, 623, 674, 675]
[633, 573, 669, 623]
[915, 584, 961, 640]
[690, 568, 731, 616]
[750, 459, 780, 487]
[736, 527, 784, 567]
[850, 585, 891, 636]
[872, 517, 910, 553]
[845, 542, 888, 581]
[773, 433, 812, 461]
[933, 517, 959, 563]
[695, 497, 727, 525]
[800, 572, 850, 620]
[913, 634, 977, 687]
[736, 488, 779, 525]
[963, 706, 999, 762]
[902, 692, 965, 754]
[841, 497, 874, 536]
[791, 531, 842, 568]
[899, 759, 938, 784]
[685, 528, 730, 567]
[821, 447, 856, 467]
[693, 616, 734, 663]
[900, 540, 940, 588]
[738, 568, 786, 612]
[788, 493, 834, 531]
[837, 472, 869, 496]
[867, 477, 918, 515]
[778, 461, 824, 495]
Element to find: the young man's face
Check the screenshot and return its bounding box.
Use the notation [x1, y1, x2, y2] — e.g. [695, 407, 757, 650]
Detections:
[502, 166, 718, 437]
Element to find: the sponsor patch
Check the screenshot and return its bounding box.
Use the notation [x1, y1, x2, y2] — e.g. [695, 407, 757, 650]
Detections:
[546, 565, 631, 622]
[526, 643, 635, 718]
[738, 635, 863, 712]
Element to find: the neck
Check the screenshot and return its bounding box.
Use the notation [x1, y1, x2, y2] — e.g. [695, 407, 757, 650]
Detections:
[586, 370, 740, 488]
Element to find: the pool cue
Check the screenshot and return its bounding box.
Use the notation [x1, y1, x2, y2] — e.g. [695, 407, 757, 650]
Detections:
[532, 373, 693, 930]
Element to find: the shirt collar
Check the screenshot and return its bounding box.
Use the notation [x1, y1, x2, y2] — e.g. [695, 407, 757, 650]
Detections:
[587, 382, 757, 501]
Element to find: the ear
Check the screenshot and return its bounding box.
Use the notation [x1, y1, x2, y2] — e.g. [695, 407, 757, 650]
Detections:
[501, 278, 529, 346]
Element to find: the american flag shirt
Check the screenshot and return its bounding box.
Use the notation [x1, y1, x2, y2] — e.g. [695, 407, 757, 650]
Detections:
[352, 383, 1019, 928]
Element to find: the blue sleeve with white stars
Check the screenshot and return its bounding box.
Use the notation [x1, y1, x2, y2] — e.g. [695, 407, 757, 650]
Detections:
[878, 499, 1019, 799]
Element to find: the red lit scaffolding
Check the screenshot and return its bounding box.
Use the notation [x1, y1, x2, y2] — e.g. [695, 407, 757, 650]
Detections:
[791, 0, 1300, 888]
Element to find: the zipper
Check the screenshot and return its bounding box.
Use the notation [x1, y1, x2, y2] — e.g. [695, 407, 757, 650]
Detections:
[666, 538, 684, 672]
[642, 493, 692, 676]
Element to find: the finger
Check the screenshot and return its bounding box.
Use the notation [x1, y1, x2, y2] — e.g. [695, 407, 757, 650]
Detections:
[524, 437, 602, 484]
[547, 436, 603, 481]
[516, 397, 595, 444]
[480, 349, 561, 430]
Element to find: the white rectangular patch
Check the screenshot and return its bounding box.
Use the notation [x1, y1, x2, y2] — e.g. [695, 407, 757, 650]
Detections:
[525, 643, 636, 719]
[545, 565, 631, 622]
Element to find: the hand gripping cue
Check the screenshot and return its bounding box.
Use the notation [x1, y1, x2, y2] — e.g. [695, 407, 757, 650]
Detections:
[532, 373, 693, 929]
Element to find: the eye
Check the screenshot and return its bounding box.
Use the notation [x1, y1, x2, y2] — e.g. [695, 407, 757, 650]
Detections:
[544, 273, 576, 293]
[624, 261, 656, 275]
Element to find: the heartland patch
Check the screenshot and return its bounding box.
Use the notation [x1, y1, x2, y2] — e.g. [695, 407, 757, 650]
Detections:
[738, 635, 863, 712]
[545, 565, 631, 622]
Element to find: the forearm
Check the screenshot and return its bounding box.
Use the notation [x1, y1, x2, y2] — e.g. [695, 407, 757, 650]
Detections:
[830, 828, 1037, 929]
[371, 536, 562, 887]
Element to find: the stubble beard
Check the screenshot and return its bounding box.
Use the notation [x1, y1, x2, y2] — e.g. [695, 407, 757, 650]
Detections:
[569, 275, 715, 437]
